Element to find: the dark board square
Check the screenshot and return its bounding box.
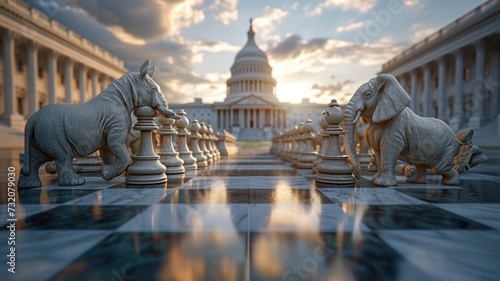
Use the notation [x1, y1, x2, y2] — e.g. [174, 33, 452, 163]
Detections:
[0, 189, 98, 205]
[362, 205, 493, 230]
[1, 205, 148, 230]
[159, 189, 249, 204]
[48, 232, 247, 281]
[249, 189, 334, 204]
[249, 232, 430, 281]
[395, 180, 500, 203]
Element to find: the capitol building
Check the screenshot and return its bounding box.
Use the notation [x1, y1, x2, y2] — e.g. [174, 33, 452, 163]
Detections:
[169, 20, 325, 141]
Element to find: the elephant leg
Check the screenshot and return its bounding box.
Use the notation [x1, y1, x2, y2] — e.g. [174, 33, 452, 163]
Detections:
[56, 156, 84, 186]
[102, 134, 131, 181]
[99, 146, 116, 164]
[374, 142, 401, 186]
[407, 164, 427, 183]
[372, 148, 382, 180]
[18, 146, 51, 189]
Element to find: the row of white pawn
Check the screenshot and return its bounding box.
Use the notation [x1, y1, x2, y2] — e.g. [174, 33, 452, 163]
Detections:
[126, 106, 222, 185]
[270, 99, 356, 185]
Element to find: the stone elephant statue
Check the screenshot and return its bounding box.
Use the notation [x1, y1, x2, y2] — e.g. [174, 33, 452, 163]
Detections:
[18, 59, 178, 189]
[343, 74, 486, 186]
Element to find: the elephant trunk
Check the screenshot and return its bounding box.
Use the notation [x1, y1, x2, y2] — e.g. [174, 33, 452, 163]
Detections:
[343, 95, 362, 179]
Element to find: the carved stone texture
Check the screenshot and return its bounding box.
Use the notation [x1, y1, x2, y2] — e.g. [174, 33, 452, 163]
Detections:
[312, 114, 329, 174]
[297, 119, 317, 169]
[316, 99, 354, 186]
[190, 120, 208, 168]
[158, 115, 185, 175]
[126, 106, 167, 185]
[175, 109, 197, 171]
[199, 122, 213, 165]
[343, 74, 486, 186]
[18, 59, 177, 189]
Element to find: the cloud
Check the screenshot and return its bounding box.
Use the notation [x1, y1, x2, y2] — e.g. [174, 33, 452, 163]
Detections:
[253, 6, 288, 42]
[336, 21, 364, 32]
[309, 0, 376, 15]
[67, 0, 204, 42]
[311, 76, 355, 99]
[210, 0, 238, 25]
[410, 24, 437, 43]
[403, 0, 420, 7]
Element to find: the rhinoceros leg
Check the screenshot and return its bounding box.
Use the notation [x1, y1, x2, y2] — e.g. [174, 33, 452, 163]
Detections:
[56, 156, 85, 186]
[101, 131, 131, 181]
[18, 146, 51, 189]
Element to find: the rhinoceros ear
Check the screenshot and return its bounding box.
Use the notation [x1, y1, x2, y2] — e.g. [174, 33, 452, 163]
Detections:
[148, 66, 156, 78]
[140, 59, 151, 79]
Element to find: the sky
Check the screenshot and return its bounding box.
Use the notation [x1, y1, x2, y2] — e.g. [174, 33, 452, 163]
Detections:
[24, 0, 488, 105]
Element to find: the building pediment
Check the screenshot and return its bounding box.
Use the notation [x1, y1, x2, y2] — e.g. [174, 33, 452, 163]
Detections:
[226, 94, 279, 107]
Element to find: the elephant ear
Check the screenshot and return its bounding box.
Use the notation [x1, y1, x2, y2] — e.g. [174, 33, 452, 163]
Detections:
[140, 59, 151, 79]
[148, 66, 156, 78]
[372, 74, 411, 123]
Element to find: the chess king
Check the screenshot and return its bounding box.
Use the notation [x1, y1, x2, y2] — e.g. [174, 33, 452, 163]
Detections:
[18, 59, 179, 189]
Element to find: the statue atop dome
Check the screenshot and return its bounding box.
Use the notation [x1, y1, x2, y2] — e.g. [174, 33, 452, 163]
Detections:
[247, 17, 255, 44]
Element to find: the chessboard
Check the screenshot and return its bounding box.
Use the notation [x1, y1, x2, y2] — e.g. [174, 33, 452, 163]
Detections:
[1, 148, 499, 281]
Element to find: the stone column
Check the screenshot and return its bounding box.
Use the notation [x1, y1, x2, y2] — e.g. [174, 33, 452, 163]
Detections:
[247, 109, 250, 128]
[79, 65, 87, 103]
[259, 108, 265, 128]
[1, 31, 21, 125]
[450, 49, 464, 131]
[27, 42, 39, 116]
[64, 59, 74, 104]
[91, 70, 98, 98]
[270, 109, 274, 127]
[422, 64, 431, 117]
[469, 40, 486, 128]
[47, 51, 57, 104]
[252, 108, 257, 128]
[410, 70, 418, 112]
[437, 58, 447, 121]
[239, 108, 243, 127]
[230, 108, 234, 128]
[101, 74, 108, 91]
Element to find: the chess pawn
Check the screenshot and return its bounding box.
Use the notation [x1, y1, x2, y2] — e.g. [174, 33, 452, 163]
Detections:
[199, 122, 213, 165]
[297, 119, 317, 169]
[281, 128, 292, 162]
[189, 120, 208, 168]
[312, 114, 329, 173]
[316, 99, 354, 185]
[126, 106, 167, 185]
[158, 115, 185, 174]
[174, 109, 197, 170]
[207, 125, 220, 160]
[72, 151, 103, 176]
[292, 122, 305, 167]
[367, 148, 379, 172]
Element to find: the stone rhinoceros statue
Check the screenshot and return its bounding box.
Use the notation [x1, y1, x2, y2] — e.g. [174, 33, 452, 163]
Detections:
[18, 59, 178, 189]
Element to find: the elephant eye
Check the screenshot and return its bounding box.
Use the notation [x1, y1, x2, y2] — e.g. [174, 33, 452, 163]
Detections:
[363, 91, 370, 97]
[151, 87, 157, 92]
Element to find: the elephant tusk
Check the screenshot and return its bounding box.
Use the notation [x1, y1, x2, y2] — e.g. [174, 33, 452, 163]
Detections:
[352, 110, 361, 124]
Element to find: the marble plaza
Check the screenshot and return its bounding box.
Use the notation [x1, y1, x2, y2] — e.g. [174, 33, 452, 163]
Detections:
[0, 146, 499, 280]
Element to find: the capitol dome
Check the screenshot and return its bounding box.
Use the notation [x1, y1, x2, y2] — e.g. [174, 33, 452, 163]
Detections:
[225, 19, 277, 104]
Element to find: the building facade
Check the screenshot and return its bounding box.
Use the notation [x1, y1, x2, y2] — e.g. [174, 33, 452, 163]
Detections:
[170, 20, 325, 140]
[380, 0, 500, 132]
[0, 0, 127, 128]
